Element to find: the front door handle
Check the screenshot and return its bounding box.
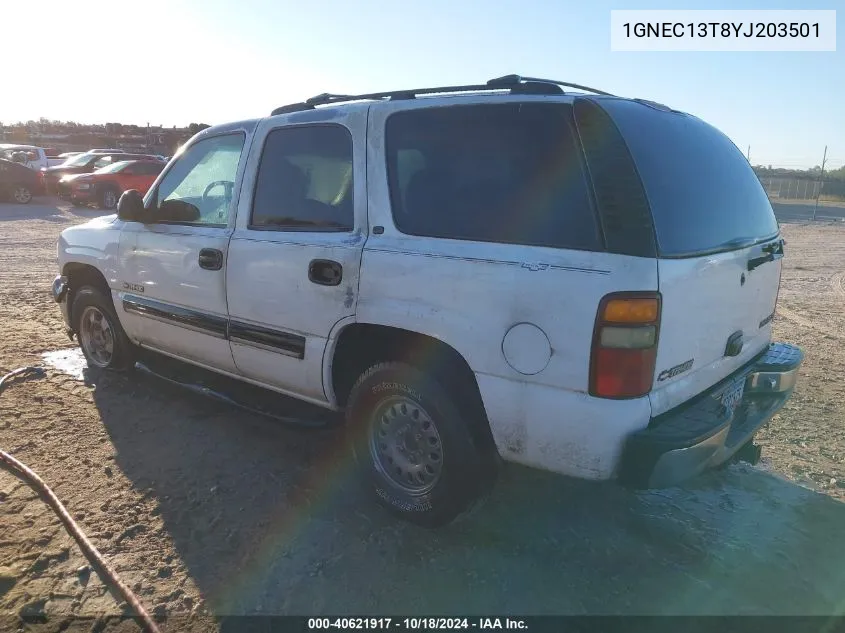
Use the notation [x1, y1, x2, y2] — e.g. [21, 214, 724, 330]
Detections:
[308, 259, 342, 286]
[198, 248, 223, 271]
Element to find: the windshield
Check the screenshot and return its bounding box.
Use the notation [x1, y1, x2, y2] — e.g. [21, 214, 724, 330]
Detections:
[0, 148, 32, 161]
[64, 153, 96, 167]
[94, 161, 130, 174]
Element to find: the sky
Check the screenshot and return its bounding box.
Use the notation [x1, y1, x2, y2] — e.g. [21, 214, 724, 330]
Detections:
[1, 0, 841, 169]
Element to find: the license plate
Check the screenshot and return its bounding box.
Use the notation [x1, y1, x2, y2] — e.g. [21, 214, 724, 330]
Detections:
[721, 378, 745, 415]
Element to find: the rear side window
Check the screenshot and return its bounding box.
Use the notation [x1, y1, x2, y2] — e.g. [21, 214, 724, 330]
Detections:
[598, 99, 778, 257]
[250, 125, 354, 231]
[385, 103, 602, 251]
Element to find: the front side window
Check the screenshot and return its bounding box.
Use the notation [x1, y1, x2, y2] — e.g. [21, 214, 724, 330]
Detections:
[385, 103, 601, 251]
[153, 134, 245, 226]
[250, 125, 353, 231]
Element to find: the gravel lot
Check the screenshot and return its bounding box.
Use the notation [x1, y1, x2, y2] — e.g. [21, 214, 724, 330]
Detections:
[1, 199, 844, 630]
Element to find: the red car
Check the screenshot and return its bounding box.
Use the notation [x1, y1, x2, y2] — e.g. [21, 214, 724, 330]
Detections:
[59, 160, 165, 209]
[42, 151, 161, 194]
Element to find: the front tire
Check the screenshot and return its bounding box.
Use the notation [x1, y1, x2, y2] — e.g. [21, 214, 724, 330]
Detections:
[71, 286, 136, 371]
[345, 362, 492, 527]
[12, 185, 32, 204]
[99, 187, 119, 210]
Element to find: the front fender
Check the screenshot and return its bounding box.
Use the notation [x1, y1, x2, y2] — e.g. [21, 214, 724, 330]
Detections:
[58, 216, 122, 288]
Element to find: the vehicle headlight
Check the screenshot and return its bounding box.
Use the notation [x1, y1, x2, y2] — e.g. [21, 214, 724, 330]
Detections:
[76, 183, 91, 190]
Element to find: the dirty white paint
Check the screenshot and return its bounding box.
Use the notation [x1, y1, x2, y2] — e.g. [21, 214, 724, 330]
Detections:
[41, 348, 87, 380]
[501, 322, 552, 375]
[650, 252, 780, 416]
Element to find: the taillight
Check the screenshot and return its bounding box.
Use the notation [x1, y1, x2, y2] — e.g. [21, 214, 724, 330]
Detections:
[589, 292, 661, 399]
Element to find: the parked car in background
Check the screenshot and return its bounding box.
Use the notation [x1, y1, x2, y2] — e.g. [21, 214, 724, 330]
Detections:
[0, 144, 65, 170]
[58, 152, 84, 161]
[0, 158, 43, 204]
[42, 151, 162, 193]
[59, 160, 165, 209]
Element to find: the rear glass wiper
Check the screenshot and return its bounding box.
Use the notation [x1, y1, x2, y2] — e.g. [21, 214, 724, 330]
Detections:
[748, 238, 785, 271]
[715, 236, 760, 251]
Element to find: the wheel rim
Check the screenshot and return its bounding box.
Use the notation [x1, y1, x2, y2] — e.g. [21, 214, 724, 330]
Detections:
[103, 190, 118, 209]
[79, 306, 115, 368]
[13, 187, 32, 203]
[369, 395, 444, 494]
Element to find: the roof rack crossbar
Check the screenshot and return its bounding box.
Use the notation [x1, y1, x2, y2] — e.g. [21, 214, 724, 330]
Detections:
[487, 74, 614, 96]
[270, 74, 610, 116]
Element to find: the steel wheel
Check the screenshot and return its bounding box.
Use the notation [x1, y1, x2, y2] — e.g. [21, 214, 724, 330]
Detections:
[78, 306, 115, 368]
[13, 186, 32, 204]
[102, 189, 118, 209]
[369, 395, 444, 494]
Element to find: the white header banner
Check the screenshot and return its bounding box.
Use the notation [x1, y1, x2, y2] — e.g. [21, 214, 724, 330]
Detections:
[611, 10, 836, 51]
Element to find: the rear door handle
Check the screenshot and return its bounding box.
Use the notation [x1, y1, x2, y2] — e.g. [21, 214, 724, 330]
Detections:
[198, 248, 223, 271]
[308, 259, 342, 286]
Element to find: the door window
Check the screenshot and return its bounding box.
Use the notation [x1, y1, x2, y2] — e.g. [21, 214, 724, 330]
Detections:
[250, 125, 353, 231]
[152, 133, 245, 226]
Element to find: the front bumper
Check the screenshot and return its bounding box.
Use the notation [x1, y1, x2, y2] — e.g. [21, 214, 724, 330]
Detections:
[69, 189, 94, 204]
[52, 275, 73, 335]
[618, 342, 803, 488]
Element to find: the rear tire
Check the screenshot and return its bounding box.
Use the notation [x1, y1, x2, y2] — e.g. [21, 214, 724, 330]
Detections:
[345, 362, 493, 527]
[71, 286, 136, 372]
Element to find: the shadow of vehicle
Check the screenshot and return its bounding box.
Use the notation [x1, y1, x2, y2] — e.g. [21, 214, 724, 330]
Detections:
[86, 357, 845, 618]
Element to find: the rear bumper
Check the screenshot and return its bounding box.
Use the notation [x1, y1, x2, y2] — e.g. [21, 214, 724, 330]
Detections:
[618, 342, 803, 488]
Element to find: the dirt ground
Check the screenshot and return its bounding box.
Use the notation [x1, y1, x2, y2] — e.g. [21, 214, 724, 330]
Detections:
[1, 199, 845, 631]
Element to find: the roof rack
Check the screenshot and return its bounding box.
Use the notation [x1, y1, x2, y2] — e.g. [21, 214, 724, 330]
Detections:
[270, 74, 613, 116]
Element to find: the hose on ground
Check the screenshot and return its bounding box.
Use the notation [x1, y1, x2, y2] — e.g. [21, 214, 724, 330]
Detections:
[0, 366, 161, 633]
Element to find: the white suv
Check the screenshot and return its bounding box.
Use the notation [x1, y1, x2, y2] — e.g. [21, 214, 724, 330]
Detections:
[52, 75, 803, 526]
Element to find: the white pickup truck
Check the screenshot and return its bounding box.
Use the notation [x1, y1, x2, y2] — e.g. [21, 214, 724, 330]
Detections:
[0, 144, 65, 170]
[52, 75, 804, 526]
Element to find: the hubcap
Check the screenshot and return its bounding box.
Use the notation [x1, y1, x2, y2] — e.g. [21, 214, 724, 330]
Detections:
[369, 395, 443, 494]
[104, 190, 117, 209]
[13, 187, 31, 203]
[79, 306, 115, 368]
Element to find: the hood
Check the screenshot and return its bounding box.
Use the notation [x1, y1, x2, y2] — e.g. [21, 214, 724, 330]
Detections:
[45, 164, 88, 175]
[86, 213, 118, 226]
[61, 172, 91, 183]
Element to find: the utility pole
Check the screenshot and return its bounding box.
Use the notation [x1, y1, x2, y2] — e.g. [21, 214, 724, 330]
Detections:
[747, 145, 751, 162]
[812, 145, 828, 220]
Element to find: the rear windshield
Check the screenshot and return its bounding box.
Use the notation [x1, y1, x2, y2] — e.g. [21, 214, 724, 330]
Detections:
[599, 99, 778, 257]
[385, 103, 602, 251]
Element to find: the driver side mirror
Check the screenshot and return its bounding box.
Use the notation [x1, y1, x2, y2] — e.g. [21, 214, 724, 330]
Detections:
[116, 189, 146, 222]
